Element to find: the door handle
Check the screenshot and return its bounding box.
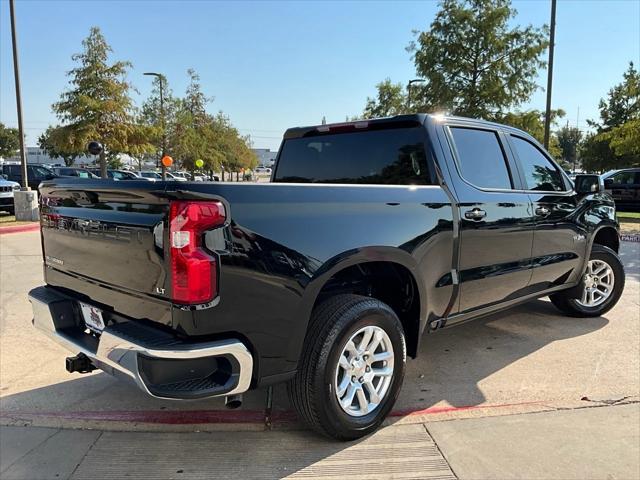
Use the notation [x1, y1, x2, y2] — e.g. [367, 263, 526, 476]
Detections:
[535, 206, 551, 217]
[464, 208, 487, 220]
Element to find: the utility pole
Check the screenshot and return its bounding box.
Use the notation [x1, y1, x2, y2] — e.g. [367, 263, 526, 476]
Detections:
[144, 72, 166, 180]
[543, 0, 557, 150]
[9, 0, 27, 189]
[406, 79, 426, 112]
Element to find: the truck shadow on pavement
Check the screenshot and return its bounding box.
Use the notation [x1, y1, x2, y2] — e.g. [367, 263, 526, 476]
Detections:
[397, 299, 609, 413]
[0, 300, 613, 479]
[1, 299, 608, 428]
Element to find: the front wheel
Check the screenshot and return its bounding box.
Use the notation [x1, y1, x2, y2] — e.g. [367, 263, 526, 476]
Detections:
[550, 244, 625, 317]
[287, 294, 406, 440]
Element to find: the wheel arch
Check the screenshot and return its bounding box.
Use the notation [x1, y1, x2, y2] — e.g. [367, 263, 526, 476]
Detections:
[296, 247, 427, 359]
[591, 225, 620, 254]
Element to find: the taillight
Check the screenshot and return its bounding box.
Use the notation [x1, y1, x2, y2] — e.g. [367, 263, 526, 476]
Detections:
[169, 200, 226, 304]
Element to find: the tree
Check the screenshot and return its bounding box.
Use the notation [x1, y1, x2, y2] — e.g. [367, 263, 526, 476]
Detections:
[605, 119, 640, 158]
[139, 75, 179, 161]
[581, 62, 640, 172]
[595, 62, 640, 130]
[556, 125, 583, 170]
[38, 126, 78, 166]
[50, 27, 153, 176]
[500, 109, 565, 159]
[0, 122, 20, 158]
[170, 70, 215, 171]
[406, 0, 548, 118]
[362, 79, 407, 119]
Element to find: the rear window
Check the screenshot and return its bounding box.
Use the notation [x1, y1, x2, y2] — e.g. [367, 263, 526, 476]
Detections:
[273, 127, 434, 184]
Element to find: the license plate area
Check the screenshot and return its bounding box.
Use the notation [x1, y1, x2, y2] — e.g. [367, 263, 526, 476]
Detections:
[79, 302, 105, 333]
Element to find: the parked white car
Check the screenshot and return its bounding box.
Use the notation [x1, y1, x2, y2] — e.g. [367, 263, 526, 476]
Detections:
[135, 171, 162, 181]
[0, 177, 21, 214]
[165, 172, 188, 182]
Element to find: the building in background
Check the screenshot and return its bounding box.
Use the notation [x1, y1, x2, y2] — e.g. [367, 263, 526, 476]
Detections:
[252, 148, 277, 167]
[1, 148, 142, 169]
[1, 147, 93, 166]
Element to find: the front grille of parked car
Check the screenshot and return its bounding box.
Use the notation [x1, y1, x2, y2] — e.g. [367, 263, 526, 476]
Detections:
[0, 186, 13, 192]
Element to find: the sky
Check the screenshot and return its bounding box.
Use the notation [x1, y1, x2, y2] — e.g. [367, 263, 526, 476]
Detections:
[1, 0, 639, 152]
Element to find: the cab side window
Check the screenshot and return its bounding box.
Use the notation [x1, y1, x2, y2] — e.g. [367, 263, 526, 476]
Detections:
[609, 171, 638, 185]
[511, 136, 565, 192]
[449, 127, 513, 190]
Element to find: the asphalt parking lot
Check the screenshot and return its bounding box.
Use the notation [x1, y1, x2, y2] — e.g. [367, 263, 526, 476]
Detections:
[1, 230, 639, 479]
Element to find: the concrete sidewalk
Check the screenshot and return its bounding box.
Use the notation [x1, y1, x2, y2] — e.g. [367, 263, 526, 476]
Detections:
[1, 403, 638, 480]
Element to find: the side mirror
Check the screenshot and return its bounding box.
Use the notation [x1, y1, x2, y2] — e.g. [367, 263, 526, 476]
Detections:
[603, 178, 614, 189]
[574, 174, 603, 194]
[0, 174, 7, 180]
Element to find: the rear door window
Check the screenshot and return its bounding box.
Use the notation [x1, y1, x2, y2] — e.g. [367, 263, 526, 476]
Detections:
[449, 127, 513, 190]
[511, 136, 566, 192]
[274, 127, 433, 185]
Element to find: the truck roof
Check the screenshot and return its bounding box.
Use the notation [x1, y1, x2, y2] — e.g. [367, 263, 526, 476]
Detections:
[283, 113, 530, 140]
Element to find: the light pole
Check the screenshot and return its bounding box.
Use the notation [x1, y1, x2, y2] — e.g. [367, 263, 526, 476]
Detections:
[406, 79, 426, 112]
[9, 0, 27, 190]
[144, 72, 166, 180]
[543, 0, 557, 150]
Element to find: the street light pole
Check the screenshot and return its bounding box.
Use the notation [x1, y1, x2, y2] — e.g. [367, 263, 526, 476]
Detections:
[9, 0, 28, 190]
[543, 0, 557, 150]
[406, 79, 426, 113]
[144, 72, 166, 180]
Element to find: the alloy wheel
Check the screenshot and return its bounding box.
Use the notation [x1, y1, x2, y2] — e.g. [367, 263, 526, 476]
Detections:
[334, 325, 394, 417]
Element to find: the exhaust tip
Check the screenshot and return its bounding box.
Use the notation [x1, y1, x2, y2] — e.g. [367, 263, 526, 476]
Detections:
[225, 394, 243, 409]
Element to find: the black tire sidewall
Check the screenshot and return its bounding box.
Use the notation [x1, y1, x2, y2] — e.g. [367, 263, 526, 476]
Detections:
[315, 303, 406, 439]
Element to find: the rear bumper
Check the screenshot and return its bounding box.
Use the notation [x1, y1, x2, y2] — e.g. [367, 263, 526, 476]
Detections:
[28, 286, 253, 400]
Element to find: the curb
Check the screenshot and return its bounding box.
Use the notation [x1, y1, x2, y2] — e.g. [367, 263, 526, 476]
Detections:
[0, 400, 547, 431]
[0, 223, 39, 235]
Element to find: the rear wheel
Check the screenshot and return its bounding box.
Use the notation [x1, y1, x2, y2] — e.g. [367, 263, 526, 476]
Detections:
[550, 245, 624, 317]
[287, 294, 406, 440]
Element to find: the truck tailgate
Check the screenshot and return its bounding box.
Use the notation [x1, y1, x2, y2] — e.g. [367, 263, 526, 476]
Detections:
[39, 180, 170, 319]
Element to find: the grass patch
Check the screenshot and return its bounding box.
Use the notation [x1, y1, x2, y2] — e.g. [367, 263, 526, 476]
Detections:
[0, 214, 37, 227]
[617, 211, 640, 220]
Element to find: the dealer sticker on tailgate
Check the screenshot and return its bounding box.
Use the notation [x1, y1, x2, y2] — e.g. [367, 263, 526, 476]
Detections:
[80, 303, 105, 332]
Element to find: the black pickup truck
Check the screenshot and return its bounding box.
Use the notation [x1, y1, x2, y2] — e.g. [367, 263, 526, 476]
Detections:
[29, 114, 624, 440]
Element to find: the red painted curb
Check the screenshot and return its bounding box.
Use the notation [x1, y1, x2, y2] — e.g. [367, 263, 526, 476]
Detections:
[1, 401, 544, 426]
[0, 223, 39, 235]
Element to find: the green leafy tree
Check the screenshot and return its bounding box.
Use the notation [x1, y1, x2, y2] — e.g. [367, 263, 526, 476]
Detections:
[170, 70, 215, 171]
[139, 75, 179, 161]
[406, 0, 548, 118]
[49, 27, 153, 176]
[604, 119, 640, 158]
[0, 122, 20, 158]
[362, 79, 407, 119]
[556, 125, 583, 170]
[581, 62, 640, 172]
[38, 126, 78, 166]
[166, 70, 257, 179]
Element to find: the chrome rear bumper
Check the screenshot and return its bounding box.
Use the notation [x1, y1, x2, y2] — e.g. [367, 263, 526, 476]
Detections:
[29, 286, 253, 400]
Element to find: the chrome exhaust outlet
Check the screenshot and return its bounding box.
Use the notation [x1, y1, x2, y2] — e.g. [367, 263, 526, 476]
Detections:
[225, 393, 243, 409]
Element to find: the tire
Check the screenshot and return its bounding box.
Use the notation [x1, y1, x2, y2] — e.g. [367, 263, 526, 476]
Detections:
[287, 294, 406, 440]
[550, 244, 625, 317]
